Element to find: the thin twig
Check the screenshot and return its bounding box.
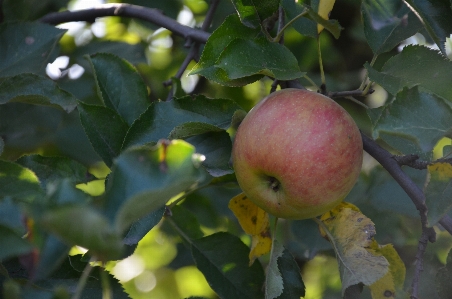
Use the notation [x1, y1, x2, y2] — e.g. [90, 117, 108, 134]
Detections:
[328, 89, 374, 98]
[72, 257, 95, 299]
[410, 228, 431, 299]
[39, 4, 210, 43]
[393, 154, 452, 170]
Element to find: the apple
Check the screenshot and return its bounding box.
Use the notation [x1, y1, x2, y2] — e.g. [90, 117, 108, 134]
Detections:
[232, 88, 363, 219]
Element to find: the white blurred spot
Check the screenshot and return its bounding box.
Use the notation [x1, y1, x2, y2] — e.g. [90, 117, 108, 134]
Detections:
[46, 56, 70, 80]
[68, 64, 85, 79]
[112, 255, 145, 282]
[181, 71, 199, 93]
[177, 6, 195, 27]
[134, 270, 157, 293]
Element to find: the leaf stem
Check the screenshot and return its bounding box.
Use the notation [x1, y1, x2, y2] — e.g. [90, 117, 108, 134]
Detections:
[100, 267, 112, 299]
[359, 55, 377, 90]
[317, 38, 326, 89]
[272, 9, 308, 42]
[72, 257, 95, 299]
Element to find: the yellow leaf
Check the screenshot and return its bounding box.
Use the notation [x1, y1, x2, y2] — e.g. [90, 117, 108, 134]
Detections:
[228, 192, 272, 265]
[319, 201, 360, 239]
[318, 206, 390, 294]
[369, 243, 406, 298]
[427, 162, 452, 181]
[317, 0, 336, 33]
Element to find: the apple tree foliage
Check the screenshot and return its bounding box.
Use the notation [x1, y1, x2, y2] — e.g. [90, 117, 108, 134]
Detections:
[1, 0, 452, 298]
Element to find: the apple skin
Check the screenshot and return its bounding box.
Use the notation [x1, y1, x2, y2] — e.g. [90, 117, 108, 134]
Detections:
[232, 88, 363, 219]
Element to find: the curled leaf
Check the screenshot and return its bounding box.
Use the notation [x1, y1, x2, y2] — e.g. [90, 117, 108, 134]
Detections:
[228, 192, 272, 265]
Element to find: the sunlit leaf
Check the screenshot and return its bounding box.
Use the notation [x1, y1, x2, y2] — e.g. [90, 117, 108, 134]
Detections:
[108, 140, 205, 232]
[361, 0, 423, 54]
[0, 74, 77, 112]
[191, 232, 265, 299]
[425, 163, 452, 226]
[228, 193, 272, 265]
[87, 53, 150, 125]
[319, 203, 390, 294]
[404, 0, 452, 55]
[0, 22, 65, 77]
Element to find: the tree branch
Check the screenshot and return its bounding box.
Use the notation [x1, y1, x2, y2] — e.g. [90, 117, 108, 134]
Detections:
[39, 4, 210, 43]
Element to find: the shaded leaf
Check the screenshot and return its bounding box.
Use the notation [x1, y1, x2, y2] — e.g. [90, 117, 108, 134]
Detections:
[281, 0, 317, 38]
[0, 160, 44, 201]
[168, 122, 223, 140]
[231, 0, 280, 29]
[78, 102, 129, 167]
[404, 0, 452, 55]
[361, 0, 423, 54]
[33, 235, 70, 281]
[437, 249, 452, 299]
[168, 205, 204, 241]
[368, 87, 452, 154]
[189, 14, 265, 86]
[425, 163, 452, 226]
[369, 243, 406, 298]
[87, 53, 150, 125]
[39, 205, 123, 261]
[123, 206, 165, 246]
[191, 232, 265, 299]
[0, 74, 77, 112]
[0, 225, 34, 260]
[228, 193, 272, 265]
[306, 6, 342, 38]
[320, 203, 389, 294]
[214, 37, 303, 80]
[365, 45, 452, 102]
[316, 0, 336, 33]
[265, 240, 284, 299]
[16, 155, 89, 188]
[107, 140, 205, 232]
[0, 22, 65, 77]
[185, 131, 234, 177]
[123, 95, 241, 149]
[275, 247, 305, 299]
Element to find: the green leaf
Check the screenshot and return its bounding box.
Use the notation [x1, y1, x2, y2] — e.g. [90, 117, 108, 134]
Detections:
[306, 6, 342, 39]
[265, 240, 284, 298]
[168, 205, 204, 241]
[0, 225, 34, 260]
[0, 74, 78, 112]
[214, 37, 303, 80]
[365, 45, 452, 102]
[369, 87, 452, 153]
[78, 102, 129, 167]
[191, 232, 265, 299]
[87, 53, 150, 125]
[425, 163, 452, 226]
[0, 160, 44, 201]
[189, 14, 265, 86]
[404, 0, 452, 55]
[0, 198, 24, 234]
[186, 131, 234, 177]
[106, 140, 205, 232]
[231, 0, 280, 29]
[33, 235, 70, 281]
[168, 122, 224, 140]
[39, 205, 123, 261]
[361, 0, 423, 54]
[46, 178, 91, 206]
[123, 95, 241, 149]
[0, 137, 4, 156]
[16, 155, 89, 188]
[123, 206, 165, 246]
[0, 22, 65, 77]
[437, 249, 452, 299]
[72, 41, 147, 65]
[281, 0, 317, 38]
[290, 219, 331, 260]
[275, 247, 305, 299]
